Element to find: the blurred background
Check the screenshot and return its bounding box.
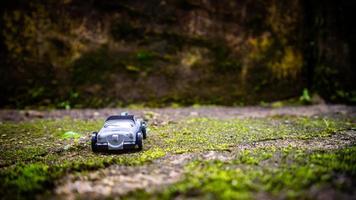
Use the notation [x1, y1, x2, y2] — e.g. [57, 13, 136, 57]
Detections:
[0, 0, 355, 108]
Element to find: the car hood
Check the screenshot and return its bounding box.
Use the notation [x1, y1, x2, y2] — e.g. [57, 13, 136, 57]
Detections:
[99, 126, 135, 136]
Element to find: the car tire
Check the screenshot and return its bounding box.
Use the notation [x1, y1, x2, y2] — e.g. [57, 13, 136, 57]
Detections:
[142, 126, 147, 139]
[91, 132, 98, 152]
[136, 132, 143, 150]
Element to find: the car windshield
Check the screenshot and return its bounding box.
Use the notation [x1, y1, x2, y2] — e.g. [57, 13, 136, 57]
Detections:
[105, 120, 134, 128]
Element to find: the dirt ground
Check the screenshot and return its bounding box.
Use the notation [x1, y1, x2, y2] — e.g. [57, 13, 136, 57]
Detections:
[1, 104, 355, 122]
[1, 105, 355, 199]
[54, 129, 356, 199]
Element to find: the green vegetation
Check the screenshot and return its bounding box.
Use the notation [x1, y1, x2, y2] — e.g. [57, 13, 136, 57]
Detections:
[0, 115, 354, 199]
[299, 88, 311, 104]
[132, 146, 356, 199]
[154, 116, 350, 153]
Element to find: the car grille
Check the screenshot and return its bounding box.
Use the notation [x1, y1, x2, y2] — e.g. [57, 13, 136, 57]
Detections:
[107, 134, 124, 146]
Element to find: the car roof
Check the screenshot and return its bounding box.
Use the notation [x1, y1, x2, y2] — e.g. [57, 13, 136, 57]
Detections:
[105, 115, 135, 122]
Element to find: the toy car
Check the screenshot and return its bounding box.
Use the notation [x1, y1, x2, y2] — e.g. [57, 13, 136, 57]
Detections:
[91, 112, 147, 152]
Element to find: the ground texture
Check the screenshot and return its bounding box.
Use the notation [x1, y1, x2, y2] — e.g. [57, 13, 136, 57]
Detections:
[0, 105, 355, 200]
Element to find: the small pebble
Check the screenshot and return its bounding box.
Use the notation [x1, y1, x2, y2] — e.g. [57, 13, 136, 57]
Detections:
[190, 112, 198, 116]
[64, 145, 71, 150]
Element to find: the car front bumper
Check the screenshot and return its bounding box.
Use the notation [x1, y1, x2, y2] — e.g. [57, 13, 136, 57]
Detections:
[95, 141, 136, 151]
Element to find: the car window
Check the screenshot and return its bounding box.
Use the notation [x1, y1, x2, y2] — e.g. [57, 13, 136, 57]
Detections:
[105, 120, 134, 128]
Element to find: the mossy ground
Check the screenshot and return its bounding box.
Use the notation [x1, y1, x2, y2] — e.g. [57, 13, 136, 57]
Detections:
[129, 146, 356, 199]
[0, 113, 354, 199]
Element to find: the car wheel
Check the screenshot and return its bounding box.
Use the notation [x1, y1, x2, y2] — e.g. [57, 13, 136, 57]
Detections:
[142, 126, 147, 139]
[136, 132, 143, 150]
[91, 132, 98, 152]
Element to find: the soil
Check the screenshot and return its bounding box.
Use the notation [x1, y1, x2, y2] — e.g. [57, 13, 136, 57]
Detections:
[54, 129, 356, 199]
[1, 105, 355, 123]
[1, 105, 355, 199]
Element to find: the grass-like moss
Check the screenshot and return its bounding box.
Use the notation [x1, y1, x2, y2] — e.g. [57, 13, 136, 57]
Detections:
[0, 115, 353, 199]
[126, 146, 356, 199]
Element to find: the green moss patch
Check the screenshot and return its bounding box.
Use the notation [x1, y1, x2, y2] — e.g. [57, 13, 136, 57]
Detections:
[0, 115, 353, 199]
[61, 131, 81, 139]
[127, 146, 356, 199]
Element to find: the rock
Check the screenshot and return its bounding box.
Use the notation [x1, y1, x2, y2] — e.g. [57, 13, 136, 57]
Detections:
[190, 112, 198, 116]
[311, 93, 325, 104]
[24, 110, 44, 118]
